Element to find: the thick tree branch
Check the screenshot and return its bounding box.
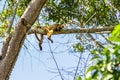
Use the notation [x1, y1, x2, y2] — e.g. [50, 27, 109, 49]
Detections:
[28, 26, 114, 35]
[0, 0, 47, 80]
[0, 0, 20, 61]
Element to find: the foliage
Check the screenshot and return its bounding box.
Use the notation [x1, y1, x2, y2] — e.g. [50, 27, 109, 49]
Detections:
[81, 25, 120, 79]
[17, 0, 31, 16]
[0, 21, 9, 36]
[85, 45, 120, 80]
[75, 23, 120, 79]
[0, 0, 31, 37]
[111, 0, 120, 10]
[72, 23, 120, 80]
[73, 43, 84, 52]
[77, 76, 82, 80]
[45, 0, 119, 25]
[109, 24, 120, 42]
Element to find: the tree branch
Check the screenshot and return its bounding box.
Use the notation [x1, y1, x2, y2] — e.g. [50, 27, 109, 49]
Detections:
[0, 0, 20, 62]
[7, 0, 20, 34]
[28, 26, 114, 35]
[0, 0, 47, 80]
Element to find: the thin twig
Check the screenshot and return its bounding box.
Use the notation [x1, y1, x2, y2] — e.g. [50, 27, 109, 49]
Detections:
[48, 41, 64, 80]
[2, 0, 7, 11]
[109, 2, 119, 11]
[84, 53, 91, 78]
[88, 34, 104, 48]
[73, 52, 83, 80]
[84, 12, 96, 25]
[7, 0, 21, 34]
[101, 34, 115, 45]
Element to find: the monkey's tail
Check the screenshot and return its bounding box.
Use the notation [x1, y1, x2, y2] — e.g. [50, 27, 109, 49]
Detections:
[39, 43, 42, 51]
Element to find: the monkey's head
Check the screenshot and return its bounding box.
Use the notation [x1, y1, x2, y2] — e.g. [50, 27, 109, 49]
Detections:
[34, 26, 46, 34]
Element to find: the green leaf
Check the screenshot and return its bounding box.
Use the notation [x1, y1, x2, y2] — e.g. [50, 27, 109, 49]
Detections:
[109, 36, 120, 42]
[92, 70, 98, 78]
[86, 66, 96, 74]
[103, 74, 113, 80]
[112, 24, 120, 36]
[90, 55, 100, 63]
[109, 24, 120, 42]
[107, 62, 113, 72]
[73, 43, 84, 52]
[77, 76, 82, 80]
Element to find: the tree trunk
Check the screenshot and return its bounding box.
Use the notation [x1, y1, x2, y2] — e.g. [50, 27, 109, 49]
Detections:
[0, 0, 46, 80]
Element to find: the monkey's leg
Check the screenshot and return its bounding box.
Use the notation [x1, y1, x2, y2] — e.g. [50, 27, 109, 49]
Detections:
[39, 34, 44, 50]
[47, 30, 53, 43]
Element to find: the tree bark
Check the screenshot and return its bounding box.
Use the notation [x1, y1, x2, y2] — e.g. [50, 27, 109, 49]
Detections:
[0, 0, 46, 80]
